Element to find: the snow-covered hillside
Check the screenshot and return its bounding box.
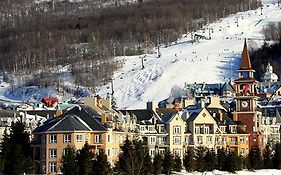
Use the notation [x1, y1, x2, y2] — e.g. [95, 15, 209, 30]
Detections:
[97, 0, 281, 109]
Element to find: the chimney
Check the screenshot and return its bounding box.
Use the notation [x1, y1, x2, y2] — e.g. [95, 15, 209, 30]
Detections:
[200, 99, 205, 109]
[101, 113, 107, 124]
[147, 101, 156, 112]
[55, 110, 63, 117]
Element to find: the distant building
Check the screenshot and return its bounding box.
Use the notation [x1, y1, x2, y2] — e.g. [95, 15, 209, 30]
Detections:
[261, 63, 278, 84]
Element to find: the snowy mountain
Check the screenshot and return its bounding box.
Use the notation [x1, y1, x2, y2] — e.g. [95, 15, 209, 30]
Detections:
[0, 0, 281, 109]
[97, 0, 281, 109]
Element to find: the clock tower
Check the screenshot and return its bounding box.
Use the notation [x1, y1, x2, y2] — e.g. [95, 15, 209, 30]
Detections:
[232, 39, 263, 149]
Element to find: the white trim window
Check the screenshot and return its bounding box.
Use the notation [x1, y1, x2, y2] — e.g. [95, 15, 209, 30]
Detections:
[49, 149, 57, 158]
[206, 136, 212, 144]
[64, 134, 71, 143]
[197, 136, 203, 144]
[173, 126, 181, 134]
[49, 134, 57, 144]
[49, 162, 57, 173]
[173, 136, 181, 145]
[95, 134, 101, 143]
[150, 137, 156, 144]
[108, 135, 111, 143]
[76, 134, 83, 142]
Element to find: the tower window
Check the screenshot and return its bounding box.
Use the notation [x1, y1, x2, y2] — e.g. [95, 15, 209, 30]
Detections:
[242, 72, 249, 78]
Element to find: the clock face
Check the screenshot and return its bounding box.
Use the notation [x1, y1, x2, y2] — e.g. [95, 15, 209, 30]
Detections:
[241, 101, 249, 108]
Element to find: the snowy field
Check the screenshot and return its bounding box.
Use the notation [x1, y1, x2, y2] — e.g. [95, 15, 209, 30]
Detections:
[97, 0, 281, 109]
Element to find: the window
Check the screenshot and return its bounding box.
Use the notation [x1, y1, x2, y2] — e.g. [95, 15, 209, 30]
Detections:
[197, 136, 203, 144]
[150, 149, 156, 157]
[204, 127, 210, 134]
[158, 125, 165, 133]
[220, 126, 226, 133]
[148, 126, 154, 131]
[49, 149, 57, 158]
[41, 135, 46, 143]
[174, 149, 181, 157]
[150, 137, 156, 144]
[95, 134, 101, 143]
[108, 149, 111, 156]
[173, 136, 181, 144]
[49, 134, 57, 144]
[215, 137, 220, 144]
[49, 162, 57, 173]
[173, 126, 181, 134]
[240, 137, 246, 144]
[42, 149, 46, 158]
[108, 135, 111, 143]
[64, 134, 71, 143]
[76, 134, 83, 142]
[206, 136, 212, 144]
[222, 137, 227, 144]
[195, 126, 200, 134]
[231, 137, 237, 145]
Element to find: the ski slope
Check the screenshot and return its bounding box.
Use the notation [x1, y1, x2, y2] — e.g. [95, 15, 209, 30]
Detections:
[98, 0, 281, 109]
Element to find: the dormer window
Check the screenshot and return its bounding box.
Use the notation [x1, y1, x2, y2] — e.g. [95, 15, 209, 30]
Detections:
[148, 126, 154, 131]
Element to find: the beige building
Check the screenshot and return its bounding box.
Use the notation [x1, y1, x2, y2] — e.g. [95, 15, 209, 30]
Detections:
[184, 96, 250, 155]
[32, 106, 122, 174]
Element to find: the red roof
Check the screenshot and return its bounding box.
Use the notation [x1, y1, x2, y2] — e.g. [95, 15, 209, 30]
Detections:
[239, 39, 252, 70]
[41, 97, 58, 107]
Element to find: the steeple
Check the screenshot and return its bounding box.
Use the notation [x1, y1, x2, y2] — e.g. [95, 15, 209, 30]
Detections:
[239, 39, 252, 70]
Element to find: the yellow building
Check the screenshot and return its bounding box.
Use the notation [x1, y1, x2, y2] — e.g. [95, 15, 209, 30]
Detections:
[32, 106, 121, 174]
[186, 101, 249, 156]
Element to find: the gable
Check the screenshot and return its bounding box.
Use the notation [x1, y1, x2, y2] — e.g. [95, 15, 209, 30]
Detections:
[193, 108, 216, 124]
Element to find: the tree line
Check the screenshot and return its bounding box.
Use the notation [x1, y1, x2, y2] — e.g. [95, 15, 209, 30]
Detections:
[0, 0, 261, 89]
[61, 139, 281, 175]
[2, 122, 281, 174]
[250, 22, 281, 81]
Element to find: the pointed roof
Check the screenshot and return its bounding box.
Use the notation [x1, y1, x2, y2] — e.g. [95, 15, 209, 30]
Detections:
[239, 39, 252, 70]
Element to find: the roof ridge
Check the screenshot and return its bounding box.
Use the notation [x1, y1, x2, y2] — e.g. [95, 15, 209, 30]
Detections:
[75, 115, 93, 131]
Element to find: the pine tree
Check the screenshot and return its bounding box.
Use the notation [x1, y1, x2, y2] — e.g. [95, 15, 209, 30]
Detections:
[162, 150, 174, 175]
[263, 144, 273, 169]
[92, 150, 112, 175]
[0, 128, 9, 172]
[225, 150, 239, 173]
[174, 155, 182, 172]
[1, 122, 32, 175]
[216, 148, 227, 171]
[183, 148, 194, 172]
[153, 153, 163, 175]
[204, 149, 217, 171]
[116, 138, 151, 175]
[194, 146, 206, 172]
[273, 143, 281, 169]
[77, 143, 94, 175]
[247, 145, 262, 170]
[61, 146, 78, 175]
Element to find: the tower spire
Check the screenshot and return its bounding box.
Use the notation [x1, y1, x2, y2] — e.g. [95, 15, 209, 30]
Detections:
[239, 38, 252, 70]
